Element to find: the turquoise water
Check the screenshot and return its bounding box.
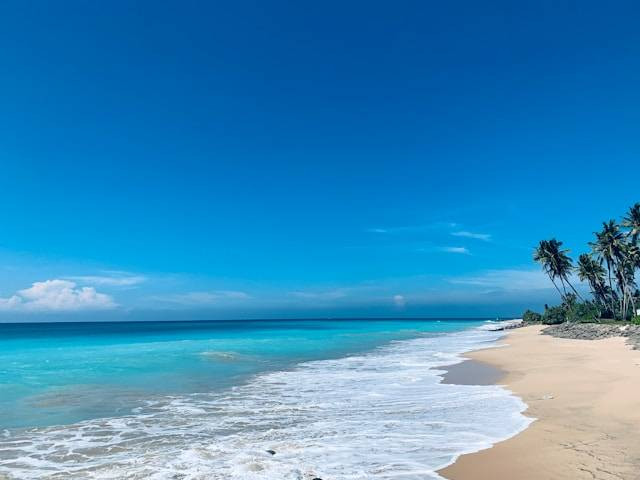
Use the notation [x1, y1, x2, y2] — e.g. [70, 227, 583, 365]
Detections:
[0, 318, 533, 479]
[0, 318, 486, 430]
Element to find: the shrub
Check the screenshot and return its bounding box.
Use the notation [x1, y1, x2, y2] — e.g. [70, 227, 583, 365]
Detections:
[522, 309, 542, 324]
[632, 316, 640, 326]
[542, 305, 566, 324]
[569, 301, 601, 323]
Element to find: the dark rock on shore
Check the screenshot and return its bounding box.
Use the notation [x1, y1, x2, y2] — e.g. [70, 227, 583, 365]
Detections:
[542, 322, 640, 349]
[485, 319, 524, 331]
[266, 449, 276, 455]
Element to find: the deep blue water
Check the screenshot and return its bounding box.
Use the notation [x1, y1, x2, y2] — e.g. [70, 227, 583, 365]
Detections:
[0, 318, 487, 429]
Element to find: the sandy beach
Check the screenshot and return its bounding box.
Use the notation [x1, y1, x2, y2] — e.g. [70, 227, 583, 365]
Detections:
[439, 325, 640, 480]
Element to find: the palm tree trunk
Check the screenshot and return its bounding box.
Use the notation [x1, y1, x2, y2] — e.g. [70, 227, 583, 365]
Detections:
[549, 277, 565, 303]
[587, 279, 598, 302]
[565, 277, 584, 301]
[558, 277, 573, 313]
[616, 268, 627, 320]
[606, 259, 617, 318]
[559, 277, 568, 297]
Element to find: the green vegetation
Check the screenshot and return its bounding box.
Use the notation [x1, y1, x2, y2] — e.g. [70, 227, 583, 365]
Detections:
[522, 309, 542, 324]
[530, 202, 640, 323]
[569, 300, 601, 323]
[542, 305, 567, 325]
[526, 296, 601, 325]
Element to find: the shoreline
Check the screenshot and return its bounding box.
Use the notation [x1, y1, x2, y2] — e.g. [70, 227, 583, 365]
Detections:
[438, 325, 640, 480]
[440, 357, 505, 386]
[0, 321, 529, 479]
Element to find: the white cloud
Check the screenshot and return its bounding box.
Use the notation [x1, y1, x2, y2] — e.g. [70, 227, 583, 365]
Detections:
[448, 268, 554, 291]
[440, 246, 471, 255]
[451, 231, 492, 242]
[151, 290, 251, 306]
[366, 222, 458, 235]
[393, 294, 406, 308]
[289, 290, 348, 300]
[0, 280, 117, 312]
[66, 272, 147, 287]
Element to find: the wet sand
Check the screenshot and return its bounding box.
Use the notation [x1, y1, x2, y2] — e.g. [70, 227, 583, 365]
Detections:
[439, 325, 640, 480]
[441, 358, 504, 386]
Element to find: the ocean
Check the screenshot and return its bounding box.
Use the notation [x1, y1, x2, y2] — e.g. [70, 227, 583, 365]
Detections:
[0, 318, 531, 479]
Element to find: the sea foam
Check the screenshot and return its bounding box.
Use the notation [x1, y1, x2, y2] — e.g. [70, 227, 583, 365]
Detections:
[0, 323, 531, 479]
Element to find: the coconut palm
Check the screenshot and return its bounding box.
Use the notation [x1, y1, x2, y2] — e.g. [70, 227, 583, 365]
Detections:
[618, 243, 639, 317]
[622, 204, 640, 317]
[531, 203, 640, 322]
[591, 220, 626, 317]
[534, 239, 581, 303]
[590, 219, 640, 319]
[622, 202, 640, 246]
[534, 240, 564, 300]
[577, 253, 607, 308]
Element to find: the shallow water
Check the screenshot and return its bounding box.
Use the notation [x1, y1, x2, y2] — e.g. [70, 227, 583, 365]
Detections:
[0, 319, 531, 479]
[0, 319, 486, 429]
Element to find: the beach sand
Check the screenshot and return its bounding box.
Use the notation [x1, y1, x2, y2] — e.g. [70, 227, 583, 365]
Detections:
[439, 325, 640, 480]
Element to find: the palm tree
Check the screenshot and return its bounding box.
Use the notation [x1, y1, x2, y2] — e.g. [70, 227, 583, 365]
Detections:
[534, 240, 564, 300]
[591, 220, 626, 318]
[577, 253, 607, 308]
[531, 204, 640, 322]
[590, 217, 640, 319]
[622, 202, 640, 246]
[622, 203, 640, 317]
[618, 243, 639, 318]
[534, 239, 581, 304]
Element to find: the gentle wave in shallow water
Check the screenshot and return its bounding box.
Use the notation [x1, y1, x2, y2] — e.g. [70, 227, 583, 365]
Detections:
[0, 325, 531, 479]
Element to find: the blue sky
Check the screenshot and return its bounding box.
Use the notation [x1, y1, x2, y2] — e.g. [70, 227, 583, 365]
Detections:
[1, 1, 640, 320]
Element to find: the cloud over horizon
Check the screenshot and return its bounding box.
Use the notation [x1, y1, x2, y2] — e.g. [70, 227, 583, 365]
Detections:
[440, 246, 471, 255]
[0, 280, 117, 312]
[65, 271, 147, 287]
[288, 289, 348, 300]
[148, 290, 251, 306]
[393, 294, 406, 308]
[448, 268, 582, 293]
